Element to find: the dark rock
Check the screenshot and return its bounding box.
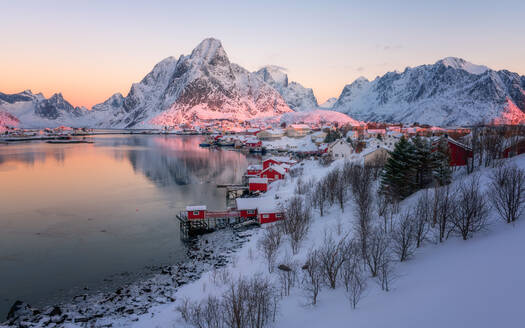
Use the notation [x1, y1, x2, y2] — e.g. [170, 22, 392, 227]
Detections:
[278, 264, 292, 272]
[48, 306, 62, 317]
[6, 300, 32, 321]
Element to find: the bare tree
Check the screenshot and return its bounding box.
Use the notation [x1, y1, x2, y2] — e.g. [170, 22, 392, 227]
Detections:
[318, 234, 347, 289]
[258, 224, 282, 273]
[280, 196, 311, 254]
[311, 180, 328, 216]
[377, 250, 395, 292]
[449, 176, 489, 240]
[413, 191, 431, 248]
[301, 249, 323, 305]
[364, 228, 390, 277]
[391, 211, 416, 262]
[433, 185, 455, 243]
[277, 261, 297, 297]
[490, 165, 525, 223]
[340, 240, 367, 309]
[341, 259, 367, 309]
[351, 165, 375, 265]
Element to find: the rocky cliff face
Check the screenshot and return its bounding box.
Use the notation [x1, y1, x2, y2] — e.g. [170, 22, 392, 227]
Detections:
[332, 57, 525, 126]
[255, 65, 318, 112]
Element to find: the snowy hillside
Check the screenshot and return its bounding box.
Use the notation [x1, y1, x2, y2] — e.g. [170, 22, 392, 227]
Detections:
[332, 57, 525, 126]
[108, 154, 525, 328]
[250, 109, 361, 126]
[256, 66, 318, 111]
[0, 90, 90, 128]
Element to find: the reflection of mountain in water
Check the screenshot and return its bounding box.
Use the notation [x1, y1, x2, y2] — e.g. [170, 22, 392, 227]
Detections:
[0, 147, 65, 166]
[97, 135, 251, 189]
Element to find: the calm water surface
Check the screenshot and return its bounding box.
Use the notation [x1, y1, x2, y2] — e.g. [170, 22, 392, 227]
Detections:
[0, 135, 254, 318]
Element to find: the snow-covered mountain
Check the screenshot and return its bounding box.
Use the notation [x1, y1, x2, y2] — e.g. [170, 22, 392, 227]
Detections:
[0, 90, 89, 128]
[255, 66, 318, 111]
[332, 57, 525, 126]
[96, 38, 292, 128]
[319, 97, 337, 109]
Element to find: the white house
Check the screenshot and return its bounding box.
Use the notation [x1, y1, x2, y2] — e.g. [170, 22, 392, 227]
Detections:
[286, 124, 311, 137]
[328, 139, 353, 159]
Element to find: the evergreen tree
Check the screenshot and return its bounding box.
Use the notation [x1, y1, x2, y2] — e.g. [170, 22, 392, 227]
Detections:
[431, 137, 452, 186]
[380, 137, 418, 199]
[412, 136, 434, 189]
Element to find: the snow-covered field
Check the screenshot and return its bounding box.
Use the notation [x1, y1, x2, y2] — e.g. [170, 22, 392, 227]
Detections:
[105, 154, 525, 328]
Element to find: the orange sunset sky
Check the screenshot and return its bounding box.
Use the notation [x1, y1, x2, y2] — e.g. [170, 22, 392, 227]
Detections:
[1, 0, 524, 108]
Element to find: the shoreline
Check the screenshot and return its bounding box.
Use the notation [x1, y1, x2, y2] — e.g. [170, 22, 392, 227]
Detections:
[2, 226, 256, 327]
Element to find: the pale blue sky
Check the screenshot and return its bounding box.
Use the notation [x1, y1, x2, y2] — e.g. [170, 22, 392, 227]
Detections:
[1, 0, 524, 107]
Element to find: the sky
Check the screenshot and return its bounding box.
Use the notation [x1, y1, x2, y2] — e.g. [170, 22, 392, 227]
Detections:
[1, 0, 524, 108]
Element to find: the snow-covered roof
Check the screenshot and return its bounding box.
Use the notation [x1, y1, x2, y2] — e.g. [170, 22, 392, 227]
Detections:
[288, 124, 311, 130]
[367, 129, 386, 134]
[249, 177, 268, 184]
[261, 164, 286, 175]
[186, 205, 207, 211]
[236, 198, 260, 210]
[247, 164, 263, 170]
[361, 146, 390, 157]
[266, 156, 296, 164]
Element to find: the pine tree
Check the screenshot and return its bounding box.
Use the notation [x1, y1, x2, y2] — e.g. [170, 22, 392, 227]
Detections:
[380, 137, 418, 199]
[412, 136, 434, 189]
[431, 137, 452, 186]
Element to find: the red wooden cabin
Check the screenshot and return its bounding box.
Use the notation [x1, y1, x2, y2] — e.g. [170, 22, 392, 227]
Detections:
[249, 177, 268, 193]
[446, 137, 473, 166]
[235, 198, 259, 220]
[262, 157, 297, 170]
[245, 139, 262, 148]
[257, 203, 285, 224]
[246, 164, 263, 177]
[259, 165, 286, 182]
[186, 205, 207, 220]
[433, 137, 473, 167]
[502, 139, 525, 158]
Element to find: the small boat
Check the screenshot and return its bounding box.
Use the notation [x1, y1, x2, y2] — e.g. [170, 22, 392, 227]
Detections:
[249, 147, 267, 154]
[199, 143, 212, 147]
[46, 140, 94, 144]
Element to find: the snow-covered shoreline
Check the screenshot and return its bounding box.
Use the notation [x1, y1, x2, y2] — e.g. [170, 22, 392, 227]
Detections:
[1, 227, 256, 327]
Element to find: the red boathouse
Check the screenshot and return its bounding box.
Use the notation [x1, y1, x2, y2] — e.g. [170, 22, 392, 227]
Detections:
[186, 205, 207, 220]
[249, 177, 268, 193]
[259, 165, 286, 182]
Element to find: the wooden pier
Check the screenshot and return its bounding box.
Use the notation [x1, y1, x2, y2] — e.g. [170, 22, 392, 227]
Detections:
[176, 210, 244, 240]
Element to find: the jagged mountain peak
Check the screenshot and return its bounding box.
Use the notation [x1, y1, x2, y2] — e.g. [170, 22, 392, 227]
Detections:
[255, 65, 317, 111]
[256, 66, 289, 87]
[436, 57, 489, 75]
[332, 58, 525, 126]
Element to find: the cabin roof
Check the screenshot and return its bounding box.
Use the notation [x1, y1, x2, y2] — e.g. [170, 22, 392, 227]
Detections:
[249, 177, 268, 184]
[261, 164, 286, 175]
[186, 205, 207, 211]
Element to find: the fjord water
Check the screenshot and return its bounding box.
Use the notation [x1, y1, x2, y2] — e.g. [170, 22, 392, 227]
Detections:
[0, 135, 252, 319]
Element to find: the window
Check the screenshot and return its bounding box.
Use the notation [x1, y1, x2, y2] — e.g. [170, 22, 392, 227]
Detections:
[263, 214, 269, 218]
[276, 213, 282, 218]
[247, 210, 255, 215]
[193, 211, 200, 215]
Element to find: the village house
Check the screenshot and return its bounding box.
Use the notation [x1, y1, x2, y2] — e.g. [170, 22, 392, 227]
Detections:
[186, 205, 207, 220]
[235, 198, 259, 220]
[259, 165, 286, 182]
[286, 124, 311, 137]
[262, 156, 297, 169]
[327, 139, 353, 159]
[311, 131, 328, 145]
[248, 177, 268, 193]
[246, 164, 263, 177]
[362, 146, 390, 167]
[502, 137, 525, 158]
[256, 129, 285, 140]
[364, 129, 387, 138]
[235, 198, 284, 224]
[433, 136, 473, 166]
